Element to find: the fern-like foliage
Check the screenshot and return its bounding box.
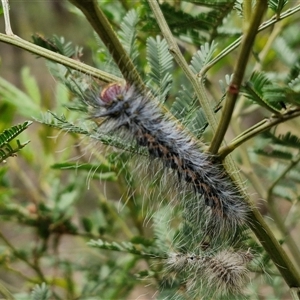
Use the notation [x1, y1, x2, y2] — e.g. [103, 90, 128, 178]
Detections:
[242, 72, 283, 113]
[254, 130, 300, 202]
[88, 239, 163, 258]
[170, 84, 197, 120]
[168, 41, 217, 137]
[119, 9, 139, 63]
[30, 283, 51, 300]
[255, 148, 293, 160]
[262, 131, 300, 149]
[142, 1, 235, 44]
[273, 36, 297, 67]
[170, 85, 208, 138]
[0, 121, 32, 163]
[146, 36, 173, 102]
[38, 112, 147, 156]
[152, 206, 176, 253]
[190, 41, 217, 74]
[268, 0, 289, 14]
[32, 34, 83, 59]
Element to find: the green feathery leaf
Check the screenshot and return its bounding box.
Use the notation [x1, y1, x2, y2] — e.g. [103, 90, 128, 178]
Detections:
[262, 131, 300, 149]
[146, 36, 173, 102]
[190, 41, 217, 73]
[273, 185, 294, 202]
[242, 72, 283, 113]
[32, 34, 83, 59]
[37, 112, 147, 156]
[152, 206, 175, 253]
[170, 85, 207, 137]
[0, 121, 32, 147]
[0, 121, 32, 163]
[119, 9, 139, 63]
[273, 36, 297, 67]
[255, 148, 293, 160]
[30, 283, 51, 300]
[170, 85, 198, 121]
[88, 239, 163, 257]
[268, 0, 289, 14]
[186, 108, 208, 138]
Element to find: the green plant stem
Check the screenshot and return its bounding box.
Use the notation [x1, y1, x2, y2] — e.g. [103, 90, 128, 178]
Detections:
[147, 0, 218, 131]
[218, 108, 300, 158]
[229, 109, 300, 279]
[200, 4, 300, 75]
[0, 231, 47, 282]
[267, 154, 300, 268]
[5, 264, 40, 284]
[248, 209, 300, 295]
[292, 288, 300, 300]
[0, 279, 15, 300]
[68, 0, 144, 88]
[0, 33, 121, 83]
[1, 0, 13, 36]
[209, 0, 268, 155]
[243, 0, 252, 31]
[252, 21, 285, 72]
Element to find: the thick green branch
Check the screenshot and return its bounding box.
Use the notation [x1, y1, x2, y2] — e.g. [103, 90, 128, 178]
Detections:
[68, 0, 144, 88]
[267, 154, 300, 268]
[248, 209, 300, 293]
[0, 33, 121, 83]
[219, 108, 300, 158]
[209, 0, 268, 154]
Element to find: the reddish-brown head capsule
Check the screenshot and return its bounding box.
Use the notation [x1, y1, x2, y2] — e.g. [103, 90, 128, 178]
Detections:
[100, 83, 124, 103]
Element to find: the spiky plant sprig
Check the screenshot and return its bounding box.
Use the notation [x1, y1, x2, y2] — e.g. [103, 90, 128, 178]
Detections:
[0, 121, 32, 163]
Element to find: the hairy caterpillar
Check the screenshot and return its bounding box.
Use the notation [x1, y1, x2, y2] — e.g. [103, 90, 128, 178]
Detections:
[87, 82, 249, 233]
[166, 249, 253, 297]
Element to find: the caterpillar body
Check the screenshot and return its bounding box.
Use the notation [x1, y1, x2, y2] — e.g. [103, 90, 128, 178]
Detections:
[87, 83, 249, 233]
[166, 249, 253, 297]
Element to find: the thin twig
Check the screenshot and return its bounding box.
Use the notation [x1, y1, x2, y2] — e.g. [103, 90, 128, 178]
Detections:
[0, 33, 121, 83]
[267, 154, 300, 268]
[0, 231, 46, 282]
[219, 108, 300, 158]
[1, 0, 14, 36]
[209, 0, 268, 154]
[0, 279, 14, 300]
[67, 0, 145, 88]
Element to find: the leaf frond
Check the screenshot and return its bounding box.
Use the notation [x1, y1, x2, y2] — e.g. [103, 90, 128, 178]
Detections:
[88, 239, 163, 258]
[30, 283, 51, 300]
[170, 85, 197, 121]
[255, 148, 293, 160]
[32, 34, 83, 59]
[268, 0, 289, 14]
[190, 41, 217, 74]
[273, 36, 297, 67]
[146, 36, 173, 102]
[0, 121, 32, 163]
[242, 72, 282, 113]
[262, 131, 300, 149]
[0, 121, 32, 147]
[119, 9, 139, 63]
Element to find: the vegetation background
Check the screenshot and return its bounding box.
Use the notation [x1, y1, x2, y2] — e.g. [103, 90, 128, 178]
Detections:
[1, 0, 300, 299]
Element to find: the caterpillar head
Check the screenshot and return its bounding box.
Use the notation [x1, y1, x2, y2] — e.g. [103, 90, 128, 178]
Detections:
[94, 83, 130, 117]
[100, 83, 128, 104]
